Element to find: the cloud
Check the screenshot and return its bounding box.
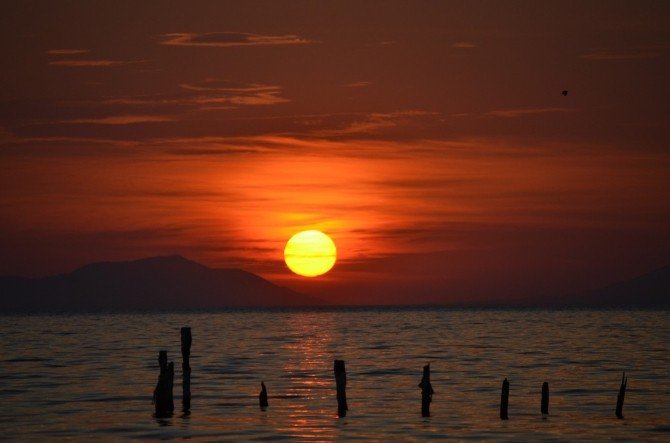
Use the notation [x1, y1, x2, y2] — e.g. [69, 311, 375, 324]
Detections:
[160, 32, 312, 47]
[452, 42, 478, 49]
[46, 49, 90, 55]
[194, 95, 288, 106]
[59, 115, 175, 125]
[486, 107, 577, 118]
[580, 49, 659, 60]
[146, 135, 290, 156]
[344, 81, 372, 88]
[306, 110, 438, 138]
[100, 80, 289, 108]
[98, 92, 286, 108]
[178, 79, 278, 93]
[179, 79, 289, 106]
[48, 59, 145, 67]
[168, 147, 269, 156]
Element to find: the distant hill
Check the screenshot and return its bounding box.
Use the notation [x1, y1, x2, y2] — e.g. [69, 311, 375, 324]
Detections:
[580, 265, 670, 308]
[0, 255, 318, 312]
[542, 265, 670, 308]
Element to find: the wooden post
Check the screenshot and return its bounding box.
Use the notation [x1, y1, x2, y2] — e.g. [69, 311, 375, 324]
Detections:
[616, 371, 627, 419]
[541, 382, 549, 415]
[500, 378, 509, 420]
[418, 364, 434, 417]
[259, 381, 269, 409]
[181, 327, 192, 412]
[153, 350, 174, 416]
[334, 359, 348, 417]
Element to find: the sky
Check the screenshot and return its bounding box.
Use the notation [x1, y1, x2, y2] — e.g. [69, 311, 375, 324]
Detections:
[1, 0, 669, 304]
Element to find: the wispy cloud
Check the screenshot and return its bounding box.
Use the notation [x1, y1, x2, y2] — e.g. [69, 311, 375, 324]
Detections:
[179, 79, 289, 106]
[452, 42, 478, 49]
[194, 95, 288, 106]
[307, 110, 438, 137]
[178, 79, 277, 93]
[486, 107, 577, 118]
[344, 81, 372, 88]
[100, 80, 289, 108]
[580, 49, 659, 60]
[160, 32, 313, 47]
[46, 48, 90, 55]
[0, 135, 139, 147]
[48, 59, 145, 67]
[60, 115, 175, 125]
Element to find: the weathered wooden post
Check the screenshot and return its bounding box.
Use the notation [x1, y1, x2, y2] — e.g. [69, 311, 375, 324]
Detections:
[259, 381, 269, 409]
[334, 359, 348, 417]
[616, 371, 627, 419]
[418, 364, 434, 417]
[541, 382, 549, 415]
[181, 327, 192, 412]
[500, 378, 509, 420]
[153, 350, 174, 416]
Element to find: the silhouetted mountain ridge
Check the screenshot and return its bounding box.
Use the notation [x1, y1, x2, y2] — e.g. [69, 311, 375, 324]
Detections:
[582, 264, 670, 307]
[1, 257, 667, 311]
[0, 255, 317, 312]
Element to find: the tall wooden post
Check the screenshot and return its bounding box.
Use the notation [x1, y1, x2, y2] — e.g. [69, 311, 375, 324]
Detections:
[418, 364, 434, 417]
[181, 327, 192, 412]
[541, 382, 549, 415]
[153, 350, 174, 416]
[500, 378, 509, 420]
[616, 371, 627, 419]
[259, 381, 269, 409]
[334, 360, 348, 417]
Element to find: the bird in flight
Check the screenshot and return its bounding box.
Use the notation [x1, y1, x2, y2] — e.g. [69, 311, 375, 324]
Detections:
[562, 90, 568, 96]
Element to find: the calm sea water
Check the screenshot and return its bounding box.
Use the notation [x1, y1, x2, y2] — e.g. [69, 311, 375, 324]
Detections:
[1, 308, 669, 441]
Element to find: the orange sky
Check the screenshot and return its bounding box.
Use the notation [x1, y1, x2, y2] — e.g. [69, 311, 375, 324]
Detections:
[1, 1, 669, 303]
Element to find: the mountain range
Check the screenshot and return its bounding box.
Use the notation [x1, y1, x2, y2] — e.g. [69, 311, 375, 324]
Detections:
[0, 255, 667, 312]
[574, 264, 670, 308]
[0, 255, 316, 312]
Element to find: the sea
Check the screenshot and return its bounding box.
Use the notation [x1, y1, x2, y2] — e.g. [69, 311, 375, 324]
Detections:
[1, 308, 669, 441]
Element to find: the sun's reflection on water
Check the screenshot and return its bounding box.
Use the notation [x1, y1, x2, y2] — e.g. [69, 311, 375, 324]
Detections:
[275, 312, 339, 439]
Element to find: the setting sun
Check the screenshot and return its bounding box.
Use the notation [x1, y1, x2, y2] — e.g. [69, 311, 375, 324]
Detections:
[284, 230, 337, 277]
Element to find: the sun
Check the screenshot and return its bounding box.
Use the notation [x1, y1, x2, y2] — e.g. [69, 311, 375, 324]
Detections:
[284, 230, 337, 277]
